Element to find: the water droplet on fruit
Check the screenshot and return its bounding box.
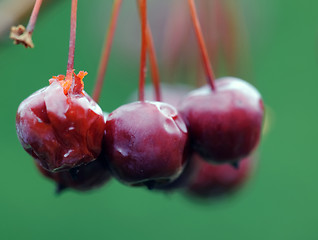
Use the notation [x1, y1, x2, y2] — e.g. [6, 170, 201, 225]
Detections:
[64, 149, 73, 158]
[117, 147, 129, 157]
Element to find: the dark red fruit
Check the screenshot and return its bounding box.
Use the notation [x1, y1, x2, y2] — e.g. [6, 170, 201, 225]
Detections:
[103, 101, 188, 186]
[154, 154, 199, 191]
[127, 84, 194, 191]
[186, 154, 253, 198]
[178, 77, 264, 164]
[36, 155, 111, 193]
[16, 71, 105, 172]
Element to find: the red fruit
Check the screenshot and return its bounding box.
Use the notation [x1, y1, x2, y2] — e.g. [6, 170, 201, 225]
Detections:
[16, 71, 105, 172]
[178, 77, 264, 164]
[128, 84, 194, 190]
[154, 154, 199, 191]
[186, 154, 253, 198]
[36, 155, 111, 192]
[103, 101, 188, 186]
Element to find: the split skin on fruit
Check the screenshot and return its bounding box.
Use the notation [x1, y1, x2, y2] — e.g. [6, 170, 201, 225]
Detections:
[16, 72, 105, 172]
[178, 77, 264, 164]
[103, 101, 189, 187]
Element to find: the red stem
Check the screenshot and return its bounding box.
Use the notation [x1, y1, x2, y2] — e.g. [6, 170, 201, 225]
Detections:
[93, 0, 122, 103]
[26, 0, 43, 34]
[137, 1, 161, 101]
[201, 0, 218, 74]
[66, 0, 78, 78]
[138, 0, 147, 102]
[188, 0, 215, 91]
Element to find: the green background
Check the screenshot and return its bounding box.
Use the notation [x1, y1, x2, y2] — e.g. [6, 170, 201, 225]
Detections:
[1, 0, 317, 239]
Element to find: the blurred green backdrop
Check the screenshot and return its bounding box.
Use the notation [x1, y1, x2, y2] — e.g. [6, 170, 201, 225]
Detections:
[1, 0, 318, 239]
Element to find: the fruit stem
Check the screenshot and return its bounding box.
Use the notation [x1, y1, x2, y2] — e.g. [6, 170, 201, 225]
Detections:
[66, 0, 78, 79]
[138, 0, 147, 102]
[9, 0, 43, 48]
[137, 1, 161, 101]
[145, 23, 161, 101]
[92, 0, 123, 103]
[187, 0, 216, 91]
[26, 0, 43, 34]
[215, 0, 237, 75]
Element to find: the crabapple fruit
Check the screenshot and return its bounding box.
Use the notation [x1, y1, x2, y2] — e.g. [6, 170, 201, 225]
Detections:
[103, 101, 188, 187]
[36, 155, 111, 193]
[178, 77, 264, 164]
[186, 154, 253, 198]
[16, 71, 105, 172]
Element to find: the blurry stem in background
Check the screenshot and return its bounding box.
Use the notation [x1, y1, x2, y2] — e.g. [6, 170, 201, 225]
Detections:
[137, 0, 161, 101]
[0, 0, 34, 39]
[9, 0, 43, 48]
[187, 0, 215, 91]
[161, 1, 190, 82]
[226, 1, 254, 82]
[197, 0, 217, 87]
[26, 0, 43, 34]
[66, 0, 78, 79]
[1, 0, 57, 41]
[92, 0, 123, 103]
[138, 0, 147, 102]
[215, 0, 238, 76]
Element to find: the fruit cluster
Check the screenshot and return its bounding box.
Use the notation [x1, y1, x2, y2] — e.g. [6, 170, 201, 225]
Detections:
[13, 0, 264, 199]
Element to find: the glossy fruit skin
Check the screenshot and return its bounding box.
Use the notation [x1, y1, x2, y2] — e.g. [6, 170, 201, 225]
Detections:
[16, 79, 105, 172]
[154, 153, 198, 191]
[128, 84, 194, 190]
[186, 154, 252, 198]
[178, 77, 264, 164]
[36, 155, 111, 192]
[103, 101, 188, 186]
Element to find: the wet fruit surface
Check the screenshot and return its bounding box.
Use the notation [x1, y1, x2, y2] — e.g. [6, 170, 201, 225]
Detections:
[16, 72, 105, 172]
[179, 77, 264, 164]
[103, 101, 188, 186]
